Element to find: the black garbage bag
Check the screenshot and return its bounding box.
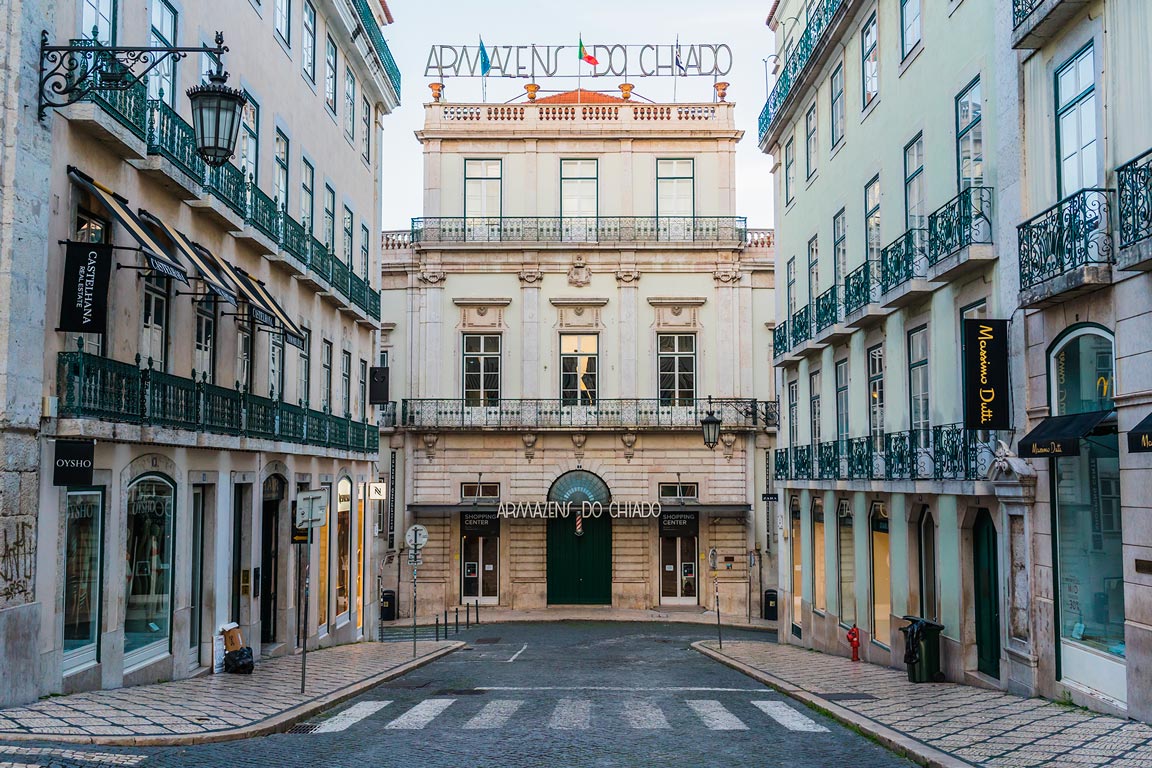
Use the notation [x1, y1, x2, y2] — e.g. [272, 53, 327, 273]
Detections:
[224, 646, 254, 674]
[900, 619, 925, 665]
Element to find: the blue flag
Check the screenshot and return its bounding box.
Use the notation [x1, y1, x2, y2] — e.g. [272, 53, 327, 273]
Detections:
[479, 37, 491, 76]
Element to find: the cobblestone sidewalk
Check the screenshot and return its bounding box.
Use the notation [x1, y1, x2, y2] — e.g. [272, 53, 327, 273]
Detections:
[0, 641, 459, 746]
[696, 640, 1152, 768]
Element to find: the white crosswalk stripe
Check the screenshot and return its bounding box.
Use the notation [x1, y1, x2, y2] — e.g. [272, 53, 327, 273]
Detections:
[384, 698, 456, 729]
[313, 701, 391, 733]
[751, 701, 830, 732]
[685, 699, 748, 730]
[548, 698, 591, 729]
[463, 699, 524, 729]
[622, 700, 670, 729]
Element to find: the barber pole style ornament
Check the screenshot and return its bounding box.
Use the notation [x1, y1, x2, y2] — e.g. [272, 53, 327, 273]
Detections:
[575, 511, 584, 537]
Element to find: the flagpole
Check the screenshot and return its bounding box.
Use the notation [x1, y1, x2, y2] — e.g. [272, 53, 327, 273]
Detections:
[673, 36, 679, 103]
[577, 32, 582, 102]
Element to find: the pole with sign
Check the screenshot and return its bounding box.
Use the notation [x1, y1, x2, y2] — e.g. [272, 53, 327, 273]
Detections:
[295, 490, 328, 693]
[405, 525, 428, 657]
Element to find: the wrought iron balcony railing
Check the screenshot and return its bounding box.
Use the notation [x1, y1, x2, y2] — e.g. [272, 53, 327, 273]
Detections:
[790, 305, 811, 347]
[57, 347, 380, 453]
[1012, 0, 1043, 27]
[410, 216, 748, 245]
[147, 98, 205, 181]
[402, 397, 778, 431]
[71, 40, 150, 139]
[879, 228, 928, 293]
[846, 437, 872, 480]
[928, 187, 994, 265]
[758, 0, 845, 143]
[843, 260, 877, 315]
[1018, 188, 1114, 289]
[816, 440, 840, 480]
[774, 447, 790, 481]
[350, 0, 401, 99]
[814, 286, 841, 333]
[1118, 148, 1152, 249]
[792, 445, 812, 480]
[773, 321, 790, 359]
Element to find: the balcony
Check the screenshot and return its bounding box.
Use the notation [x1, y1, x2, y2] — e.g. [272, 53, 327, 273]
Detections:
[758, 0, 850, 148]
[1018, 188, 1114, 309]
[792, 445, 812, 480]
[878, 229, 931, 307]
[774, 448, 790, 481]
[349, 0, 401, 100]
[1117, 148, 1152, 271]
[1012, 0, 1094, 50]
[140, 99, 205, 198]
[816, 440, 842, 480]
[813, 286, 850, 345]
[927, 187, 995, 282]
[843, 261, 884, 328]
[772, 321, 790, 363]
[56, 348, 380, 454]
[60, 40, 148, 159]
[402, 397, 778, 432]
[410, 216, 748, 247]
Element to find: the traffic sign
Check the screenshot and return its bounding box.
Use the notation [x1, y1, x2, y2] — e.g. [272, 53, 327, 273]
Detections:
[295, 489, 328, 528]
[407, 549, 423, 566]
[368, 482, 388, 501]
[405, 524, 429, 550]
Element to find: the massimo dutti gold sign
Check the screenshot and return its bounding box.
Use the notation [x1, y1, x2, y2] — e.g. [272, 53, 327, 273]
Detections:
[1130, 412, 1152, 454]
[962, 319, 1011, 430]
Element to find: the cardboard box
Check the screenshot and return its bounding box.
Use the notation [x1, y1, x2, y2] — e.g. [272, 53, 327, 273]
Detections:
[220, 622, 244, 652]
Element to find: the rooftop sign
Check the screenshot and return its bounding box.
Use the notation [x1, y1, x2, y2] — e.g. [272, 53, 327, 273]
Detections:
[425, 44, 733, 79]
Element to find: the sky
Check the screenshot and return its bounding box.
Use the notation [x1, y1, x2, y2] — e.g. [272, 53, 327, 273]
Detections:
[378, 0, 776, 231]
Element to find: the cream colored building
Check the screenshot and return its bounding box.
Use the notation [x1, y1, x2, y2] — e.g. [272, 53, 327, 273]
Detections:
[380, 88, 779, 619]
[0, 0, 398, 704]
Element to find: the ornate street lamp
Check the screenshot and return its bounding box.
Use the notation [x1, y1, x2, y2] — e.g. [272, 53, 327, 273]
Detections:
[39, 30, 246, 168]
[700, 396, 722, 450]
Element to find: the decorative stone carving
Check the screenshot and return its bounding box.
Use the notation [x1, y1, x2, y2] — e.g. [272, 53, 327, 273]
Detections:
[453, 297, 511, 330]
[568, 258, 591, 287]
[551, 297, 608, 330]
[422, 433, 439, 460]
[518, 268, 542, 284]
[572, 433, 587, 461]
[419, 270, 446, 285]
[621, 432, 637, 462]
[720, 432, 736, 459]
[647, 296, 706, 330]
[713, 267, 740, 284]
[522, 433, 537, 462]
[615, 268, 640, 284]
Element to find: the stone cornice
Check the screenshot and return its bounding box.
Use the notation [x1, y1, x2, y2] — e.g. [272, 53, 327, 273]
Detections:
[549, 297, 610, 307]
[451, 297, 513, 307]
[647, 297, 707, 307]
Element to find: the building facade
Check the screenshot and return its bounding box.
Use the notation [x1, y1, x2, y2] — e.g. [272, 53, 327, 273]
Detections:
[761, 0, 1152, 722]
[0, 0, 399, 705]
[381, 88, 779, 620]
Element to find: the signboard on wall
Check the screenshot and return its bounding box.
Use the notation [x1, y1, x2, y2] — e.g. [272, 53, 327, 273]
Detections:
[58, 241, 112, 335]
[462, 509, 500, 537]
[660, 509, 698, 537]
[53, 440, 94, 486]
[962, 318, 1011, 430]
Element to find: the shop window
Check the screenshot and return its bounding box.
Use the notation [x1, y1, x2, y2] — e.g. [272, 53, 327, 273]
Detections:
[124, 475, 174, 667]
[336, 477, 352, 619]
[64, 489, 103, 671]
[812, 498, 826, 613]
[658, 482, 698, 500]
[869, 501, 891, 645]
[462, 482, 500, 500]
[318, 482, 330, 631]
[918, 506, 938, 622]
[837, 499, 855, 625]
[791, 496, 803, 633]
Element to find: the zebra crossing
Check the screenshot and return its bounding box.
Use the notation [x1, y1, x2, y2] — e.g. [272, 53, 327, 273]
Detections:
[307, 696, 831, 734]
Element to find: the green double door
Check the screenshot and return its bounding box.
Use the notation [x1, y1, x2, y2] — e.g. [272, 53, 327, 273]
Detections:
[547, 513, 612, 605]
[973, 509, 1001, 679]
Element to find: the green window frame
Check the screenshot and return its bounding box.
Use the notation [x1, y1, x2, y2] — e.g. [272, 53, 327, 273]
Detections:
[274, 129, 289, 210]
[323, 184, 335, 249]
[807, 235, 819, 305]
[656, 158, 694, 219]
[861, 13, 878, 108]
[907, 325, 929, 437]
[324, 35, 338, 113]
[300, 158, 314, 230]
[805, 103, 818, 179]
[956, 77, 983, 190]
[560, 334, 598, 406]
[298, 327, 311, 407]
[149, 0, 178, 104]
[810, 370, 822, 444]
[344, 66, 356, 139]
[787, 379, 799, 447]
[361, 223, 370, 278]
[464, 159, 502, 219]
[833, 208, 846, 286]
[830, 62, 845, 148]
[835, 358, 849, 443]
[1055, 43, 1099, 198]
[361, 97, 372, 162]
[342, 205, 353, 265]
[900, 0, 921, 59]
[784, 138, 796, 203]
[274, 0, 290, 46]
[786, 256, 797, 317]
[865, 175, 881, 263]
[302, 1, 316, 82]
[81, 0, 117, 44]
[560, 159, 599, 218]
[904, 133, 925, 230]
[868, 344, 884, 452]
[240, 95, 259, 183]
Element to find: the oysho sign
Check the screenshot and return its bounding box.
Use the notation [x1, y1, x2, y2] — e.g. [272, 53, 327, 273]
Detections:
[53, 440, 95, 486]
[425, 43, 733, 79]
[962, 319, 1011, 430]
[498, 501, 663, 519]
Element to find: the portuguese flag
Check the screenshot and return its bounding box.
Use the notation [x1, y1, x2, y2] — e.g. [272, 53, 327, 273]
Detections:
[579, 37, 598, 66]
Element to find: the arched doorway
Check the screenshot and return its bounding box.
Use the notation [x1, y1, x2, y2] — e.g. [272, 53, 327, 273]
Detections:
[973, 508, 1001, 678]
[546, 470, 612, 605]
[260, 475, 286, 644]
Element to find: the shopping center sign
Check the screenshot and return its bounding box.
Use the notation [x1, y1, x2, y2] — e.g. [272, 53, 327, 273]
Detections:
[425, 43, 733, 79]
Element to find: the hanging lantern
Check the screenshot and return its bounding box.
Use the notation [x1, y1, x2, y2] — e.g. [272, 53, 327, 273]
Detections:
[700, 396, 722, 450]
[186, 70, 246, 168]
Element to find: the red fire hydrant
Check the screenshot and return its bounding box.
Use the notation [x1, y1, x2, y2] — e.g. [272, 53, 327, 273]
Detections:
[846, 624, 861, 662]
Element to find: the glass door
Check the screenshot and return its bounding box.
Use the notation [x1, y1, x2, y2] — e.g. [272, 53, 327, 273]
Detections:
[660, 535, 698, 605]
[189, 487, 205, 669]
[462, 535, 499, 604]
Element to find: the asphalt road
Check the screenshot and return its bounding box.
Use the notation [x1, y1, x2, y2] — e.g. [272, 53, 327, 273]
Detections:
[0, 622, 913, 768]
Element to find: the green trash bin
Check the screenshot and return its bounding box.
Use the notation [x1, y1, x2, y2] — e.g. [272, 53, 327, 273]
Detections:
[900, 615, 945, 683]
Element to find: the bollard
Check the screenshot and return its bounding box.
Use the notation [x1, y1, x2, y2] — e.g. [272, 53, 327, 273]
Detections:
[435, 616, 440, 642]
[466, 602, 471, 629]
[444, 609, 448, 631]
[455, 607, 459, 634]
[475, 600, 480, 625]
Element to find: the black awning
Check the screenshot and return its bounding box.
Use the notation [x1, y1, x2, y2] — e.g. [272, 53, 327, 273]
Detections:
[139, 211, 237, 305]
[1018, 410, 1112, 458]
[1129, 411, 1152, 454]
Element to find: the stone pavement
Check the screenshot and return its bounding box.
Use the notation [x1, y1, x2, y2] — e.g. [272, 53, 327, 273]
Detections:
[0, 640, 460, 747]
[696, 640, 1152, 768]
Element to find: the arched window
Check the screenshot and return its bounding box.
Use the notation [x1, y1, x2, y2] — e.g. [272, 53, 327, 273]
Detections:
[837, 499, 855, 625]
[812, 498, 826, 613]
[124, 474, 175, 667]
[918, 506, 938, 622]
[869, 501, 891, 646]
[1049, 327, 1114, 416]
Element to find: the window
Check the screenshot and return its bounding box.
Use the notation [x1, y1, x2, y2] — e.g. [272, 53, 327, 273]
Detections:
[830, 63, 845, 147]
[560, 335, 598, 405]
[82, 0, 115, 44]
[904, 134, 925, 230]
[865, 176, 881, 263]
[462, 483, 500, 500]
[833, 209, 847, 285]
[361, 224, 370, 278]
[861, 13, 878, 108]
[657, 159, 694, 240]
[791, 497, 803, 631]
[835, 359, 849, 443]
[812, 498, 826, 613]
[323, 185, 336, 249]
[658, 334, 696, 404]
[193, 298, 216, 381]
[140, 274, 169, 371]
[658, 482, 699, 500]
[298, 328, 311, 406]
[807, 236, 819, 304]
[786, 257, 797, 317]
[788, 379, 799, 447]
[318, 483, 329, 628]
[956, 79, 983, 189]
[302, 1, 316, 82]
[301, 159, 314, 230]
[805, 104, 818, 178]
[274, 130, 289, 210]
[149, 1, 177, 104]
[324, 36, 338, 113]
[868, 345, 884, 452]
[321, 339, 332, 411]
[64, 489, 103, 669]
[341, 350, 352, 416]
[784, 138, 796, 203]
[908, 326, 929, 438]
[465, 159, 502, 219]
[336, 477, 351, 618]
[900, 0, 921, 58]
[236, 324, 252, 391]
[918, 506, 938, 622]
[274, 0, 290, 44]
[870, 502, 891, 645]
[358, 359, 368, 419]
[270, 332, 284, 399]
[240, 98, 259, 183]
[809, 370, 822, 444]
[125, 476, 174, 664]
[361, 97, 372, 162]
[342, 206, 353, 264]
[1056, 45, 1098, 197]
[463, 334, 501, 405]
[344, 67, 356, 138]
[73, 209, 108, 356]
[837, 499, 855, 625]
[561, 159, 598, 241]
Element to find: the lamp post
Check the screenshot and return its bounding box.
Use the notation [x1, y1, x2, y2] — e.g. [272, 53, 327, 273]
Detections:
[39, 30, 246, 168]
[700, 396, 722, 450]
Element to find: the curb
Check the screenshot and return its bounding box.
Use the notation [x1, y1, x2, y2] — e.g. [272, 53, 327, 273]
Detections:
[0, 642, 463, 748]
[691, 642, 974, 768]
[382, 614, 780, 633]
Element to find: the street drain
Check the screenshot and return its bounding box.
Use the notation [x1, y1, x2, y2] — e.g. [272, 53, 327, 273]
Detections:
[473, 637, 501, 644]
[820, 693, 877, 701]
[287, 723, 319, 734]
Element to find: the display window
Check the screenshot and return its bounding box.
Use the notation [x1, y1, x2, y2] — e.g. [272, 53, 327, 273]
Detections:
[124, 476, 174, 668]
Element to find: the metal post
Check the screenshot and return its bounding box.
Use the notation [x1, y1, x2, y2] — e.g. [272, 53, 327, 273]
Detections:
[475, 600, 480, 625]
[455, 607, 459, 634]
[466, 602, 471, 628]
[435, 616, 440, 642]
[715, 575, 723, 650]
[444, 609, 448, 631]
[412, 565, 418, 658]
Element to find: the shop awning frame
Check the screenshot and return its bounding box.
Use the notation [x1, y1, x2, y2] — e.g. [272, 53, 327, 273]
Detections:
[203, 244, 304, 349]
[1017, 410, 1113, 458]
[1129, 411, 1152, 454]
[138, 210, 237, 306]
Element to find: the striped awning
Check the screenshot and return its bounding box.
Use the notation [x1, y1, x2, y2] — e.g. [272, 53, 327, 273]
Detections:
[138, 211, 237, 306]
[67, 167, 189, 284]
[203, 245, 305, 349]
